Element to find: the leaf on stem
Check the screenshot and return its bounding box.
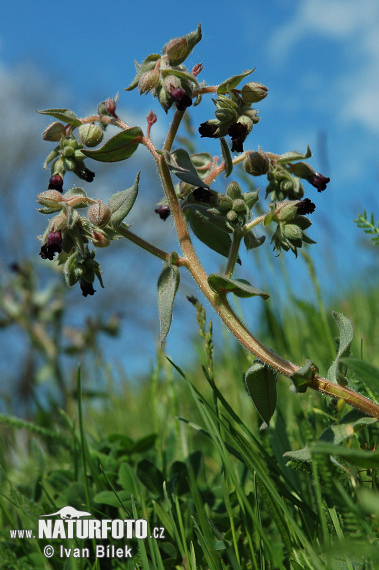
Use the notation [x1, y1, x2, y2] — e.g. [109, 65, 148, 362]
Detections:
[275, 145, 312, 165]
[157, 261, 180, 345]
[219, 137, 233, 177]
[217, 69, 256, 94]
[208, 274, 269, 299]
[82, 128, 143, 162]
[245, 362, 278, 426]
[164, 148, 210, 188]
[37, 108, 82, 127]
[327, 311, 354, 385]
[108, 172, 140, 227]
[290, 359, 318, 393]
[184, 205, 234, 259]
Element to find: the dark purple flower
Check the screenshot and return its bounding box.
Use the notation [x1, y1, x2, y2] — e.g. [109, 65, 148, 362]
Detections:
[296, 198, 316, 215]
[170, 88, 192, 111]
[48, 174, 64, 193]
[307, 172, 330, 192]
[155, 205, 170, 221]
[228, 122, 248, 153]
[192, 187, 213, 203]
[80, 280, 96, 297]
[39, 231, 62, 260]
[75, 165, 95, 183]
[199, 122, 218, 138]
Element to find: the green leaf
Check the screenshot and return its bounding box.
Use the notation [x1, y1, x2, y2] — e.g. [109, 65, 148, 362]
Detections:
[157, 261, 180, 344]
[283, 446, 311, 463]
[340, 358, 379, 396]
[124, 53, 161, 91]
[108, 172, 140, 227]
[94, 490, 131, 508]
[219, 137, 233, 177]
[319, 409, 377, 445]
[217, 69, 256, 94]
[137, 459, 164, 496]
[327, 311, 354, 384]
[310, 442, 379, 469]
[184, 205, 234, 259]
[165, 148, 210, 189]
[290, 359, 318, 393]
[208, 274, 270, 299]
[164, 23, 202, 66]
[245, 362, 278, 425]
[37, 108, 82, 127]
[81, 127, 143, 162]
[275, 145, 312, 164]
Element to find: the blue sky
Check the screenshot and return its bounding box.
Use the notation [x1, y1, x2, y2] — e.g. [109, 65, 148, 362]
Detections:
[1, 0, 379, 381]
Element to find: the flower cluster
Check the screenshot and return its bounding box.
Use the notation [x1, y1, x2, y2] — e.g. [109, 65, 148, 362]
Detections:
[125, 25, 203, 113]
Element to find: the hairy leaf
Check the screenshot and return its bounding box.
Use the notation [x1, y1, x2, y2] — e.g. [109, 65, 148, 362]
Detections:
[217, 69, 256, 94]
[208, 274, 269, 299]
[275, 145, 312, 165]
[108, 172, 140, 227]
[165, 148, 210, 188]
[157, 262, 180, 344]
[327, 312, 354, 384]
[245, 363, 278, 425]
[82, 127, 143, 162]
[37, 108, 82, 127]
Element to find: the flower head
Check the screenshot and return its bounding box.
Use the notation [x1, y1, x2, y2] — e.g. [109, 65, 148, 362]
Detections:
[170, 88, 192, 111]
[155, 205, 170, 221]
[199, 122, 218, 138]
[48, 174, 64, 192]
[80, 280, 96, 297]
[39, 231, 62, 260]
[228, 122, 248, 153]
[296, 198, 316, 215]
[307, 172, 330, 192]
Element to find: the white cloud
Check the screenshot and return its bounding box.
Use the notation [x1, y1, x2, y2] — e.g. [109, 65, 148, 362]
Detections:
[268, 0, 379, 133]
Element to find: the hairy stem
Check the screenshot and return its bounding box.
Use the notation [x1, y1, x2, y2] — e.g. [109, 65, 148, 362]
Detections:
[117, 225, 186, 266]
[151, 112, 379, 418]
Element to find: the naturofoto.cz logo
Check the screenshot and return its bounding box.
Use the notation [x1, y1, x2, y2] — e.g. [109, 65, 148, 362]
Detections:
[10, 505, 165, 561]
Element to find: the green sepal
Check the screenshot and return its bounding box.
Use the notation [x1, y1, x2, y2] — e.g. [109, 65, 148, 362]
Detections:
[290, 359, 319, 393]
[276, 145, 312, 165]
[160, 67, 199, 88]
[157, 261, 180, 345]
[165, 148, 210, 189]
[184, 205, 234, 259]
[108, 172, 140, 227]
[124, 54, 161, 91]
[208, 274, 269, 299]
[244, 230, 265, 250]
[220, 137, 233, 177]
[327, 311, 354, 385]
[245, 362, 278, 426]
[37, 108, 82, 127]
[164, 23, 202, 66]
[43, 146, 60, 170]
[217, 69, 256, 94]
[81, 128, 143, 162]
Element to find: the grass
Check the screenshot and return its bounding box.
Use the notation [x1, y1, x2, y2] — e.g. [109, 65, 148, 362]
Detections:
[0, 259, 379, 569]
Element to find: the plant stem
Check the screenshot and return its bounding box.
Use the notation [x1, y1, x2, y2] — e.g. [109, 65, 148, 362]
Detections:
[117, 225, 186, 266]
[163, 109, 185, 152]
[225, 231, 243, 278]
[151, 113, 379, 418]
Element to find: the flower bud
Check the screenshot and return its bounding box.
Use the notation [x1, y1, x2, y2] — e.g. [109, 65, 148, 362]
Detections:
[78, 123, 104, 147]
[283, 224, 303, 242]
[219, 195, 233, 211]
[226, 210, 238, 223]
[289, 162, 330, 192]
[39, 231, 62, 260]
[244, 150, 270, 176]
[80, 280, 96, 297]
[138, 70, 160, 94]
[48, 174, 64, 192]
[232, 198, 247, 213]
[105, 95, 118, 117]
[170, 88, 192, 111]
[226, 181, 243, 200]
[241, 82, 268, 103]
[227, 122, 248, 153]
[91, 230, 111, 247]
[74, 163, 95, 182]
[164, 37, 188, 63]
[155, 205, 170, 220]
[87, 200, 112, 228]
[42, 122, 66, 141]
[36, 190, 64, 209]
